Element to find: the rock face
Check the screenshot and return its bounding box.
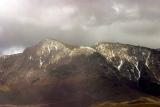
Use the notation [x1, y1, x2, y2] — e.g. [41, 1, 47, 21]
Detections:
[0, 39, 159, 107]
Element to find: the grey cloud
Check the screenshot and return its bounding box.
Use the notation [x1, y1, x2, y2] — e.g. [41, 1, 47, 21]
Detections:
[0, 0, 160, 55]
[120, 20, 160, 36]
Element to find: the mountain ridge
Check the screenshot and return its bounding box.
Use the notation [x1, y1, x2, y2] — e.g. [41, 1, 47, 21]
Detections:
[0, 38, 159, 107]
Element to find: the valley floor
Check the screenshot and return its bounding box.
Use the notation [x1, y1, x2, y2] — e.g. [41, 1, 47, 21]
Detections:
[0, 97, 160, 107]
[91, 97, 160, 107]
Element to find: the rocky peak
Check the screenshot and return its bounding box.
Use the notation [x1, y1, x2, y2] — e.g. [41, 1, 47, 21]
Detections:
[23, 38, 71, 57]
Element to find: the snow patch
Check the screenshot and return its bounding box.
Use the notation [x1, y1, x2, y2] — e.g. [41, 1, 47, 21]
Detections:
[111, 50, 115, 57]
[54, 46, 58, 51]
[80, 46, 96, 52]
[118, 60, 123, 70]
[145, 52, 150, 67]
[39, 57, 45, 68]
[47, 45, 51, 53]
[29, 56, 32, 60]
[135, 61, 141, 79]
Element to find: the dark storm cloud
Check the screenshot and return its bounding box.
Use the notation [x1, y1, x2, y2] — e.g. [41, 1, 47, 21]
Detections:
[0, 0, 160, 55]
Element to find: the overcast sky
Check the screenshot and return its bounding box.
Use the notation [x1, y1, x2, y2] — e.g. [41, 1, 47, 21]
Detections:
[0, 0, 160, 55]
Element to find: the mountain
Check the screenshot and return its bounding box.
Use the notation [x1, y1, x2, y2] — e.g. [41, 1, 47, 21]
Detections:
[0, 39, 159, 107]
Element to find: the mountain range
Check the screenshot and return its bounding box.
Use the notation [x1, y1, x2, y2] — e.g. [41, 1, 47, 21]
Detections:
[0, 39, 159, 107]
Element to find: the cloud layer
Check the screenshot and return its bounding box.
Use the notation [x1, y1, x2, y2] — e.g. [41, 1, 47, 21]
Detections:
[0, 0, 160, 55]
